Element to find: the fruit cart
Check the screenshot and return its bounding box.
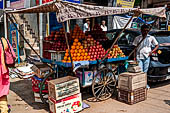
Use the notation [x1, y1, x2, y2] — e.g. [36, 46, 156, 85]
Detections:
[5, 1, 166, 104]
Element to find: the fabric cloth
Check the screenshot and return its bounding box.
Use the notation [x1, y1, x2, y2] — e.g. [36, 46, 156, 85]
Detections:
[0, 95, 8, 113]
[133, 35, 158, 59]
[100, 25, 107, 31]
[0, 37, 16, 97]
[83, 23, 90, 33]
[137, 57, 150, 73]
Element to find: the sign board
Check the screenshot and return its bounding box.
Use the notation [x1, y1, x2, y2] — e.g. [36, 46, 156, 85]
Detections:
[116, 0, 135, 8]
[0, 0, 3, 9]
[9, 23, 20, 64]
[10, 0, 25, 9]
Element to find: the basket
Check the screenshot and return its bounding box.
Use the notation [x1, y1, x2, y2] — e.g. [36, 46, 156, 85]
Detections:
[118, 87, 147, 105]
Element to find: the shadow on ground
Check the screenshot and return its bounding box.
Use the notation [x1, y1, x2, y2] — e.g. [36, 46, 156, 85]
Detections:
[10, 79, 49, 111]
[164, 100, 170, 106]
[149, 79, 170, 89]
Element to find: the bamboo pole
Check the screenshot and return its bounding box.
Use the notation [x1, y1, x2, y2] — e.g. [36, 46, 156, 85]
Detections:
[100, 14, 135, 64]
[62, 22, 74, 69]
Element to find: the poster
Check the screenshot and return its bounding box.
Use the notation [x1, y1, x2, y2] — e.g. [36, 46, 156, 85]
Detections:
[10, 23, 20, 64]
[0, 0, 3, 9]
[116, 0, 135, 8]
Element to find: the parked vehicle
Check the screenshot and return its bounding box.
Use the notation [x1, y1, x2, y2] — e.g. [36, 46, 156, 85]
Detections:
[106, 29, 170, 82]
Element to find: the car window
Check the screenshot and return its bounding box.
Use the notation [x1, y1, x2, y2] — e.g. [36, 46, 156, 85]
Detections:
[155, 36, 170, 44]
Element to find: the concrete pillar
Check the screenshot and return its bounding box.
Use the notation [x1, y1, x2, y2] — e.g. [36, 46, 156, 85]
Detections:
[108, 0, 114, 30]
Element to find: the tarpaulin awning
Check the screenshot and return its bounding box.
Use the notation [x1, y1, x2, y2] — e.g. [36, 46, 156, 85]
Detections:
[5, 1, 166, 23]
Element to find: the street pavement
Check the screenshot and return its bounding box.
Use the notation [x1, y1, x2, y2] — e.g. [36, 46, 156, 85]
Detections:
[8, 78, 170, 113]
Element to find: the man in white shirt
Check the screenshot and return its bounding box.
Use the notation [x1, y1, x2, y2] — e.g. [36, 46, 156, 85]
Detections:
[133, 24, 159, 73]
[101, 20, 107, 31]
[83, 19, 90, 33]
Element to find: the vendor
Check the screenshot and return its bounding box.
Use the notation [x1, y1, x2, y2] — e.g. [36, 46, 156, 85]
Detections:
[83, 19, 91, 33]
[133, 24, 159, 73]
[100, 20, 107, 31]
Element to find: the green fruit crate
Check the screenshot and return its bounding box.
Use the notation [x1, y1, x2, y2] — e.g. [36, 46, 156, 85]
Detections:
[118, 87, 147, 105]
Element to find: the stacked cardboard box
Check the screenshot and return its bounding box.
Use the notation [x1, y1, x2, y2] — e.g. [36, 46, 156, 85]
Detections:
[48, 76, 83, 113]
[118, 72, 147, 105]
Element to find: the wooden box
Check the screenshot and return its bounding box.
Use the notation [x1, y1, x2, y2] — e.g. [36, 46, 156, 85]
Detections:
[49, 93, 82, 113]
[118, 88, 147, 105]
[48, 76, 80, 101]
[31, 62, 51, 78]
[118, 72, 147, 91]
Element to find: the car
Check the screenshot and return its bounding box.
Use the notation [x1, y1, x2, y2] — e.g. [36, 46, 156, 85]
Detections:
[106, 29, 170, 82]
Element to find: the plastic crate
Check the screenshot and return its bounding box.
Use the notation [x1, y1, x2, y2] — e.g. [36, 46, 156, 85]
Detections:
[118, 87, 147, 105]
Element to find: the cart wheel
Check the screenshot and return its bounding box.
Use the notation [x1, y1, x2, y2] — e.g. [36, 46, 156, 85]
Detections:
[92, 68, 116, 101]
[40, 71, 55, 105]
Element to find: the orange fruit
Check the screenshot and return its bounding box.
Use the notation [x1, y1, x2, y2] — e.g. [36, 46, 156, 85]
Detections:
[82, 49, 85, 53]
[80, 56, 84, 61]
[73, 42, 77, 46]
[74, 49, 78, 53]
[79, 49, 82, 53]
[67, 60, 71, 63]
[76, 46, 79, 49]
[65, 53, 69, 57]
[62, 60, 66, 63]
[66, 49, 68, 53]
[74, 39, 79, 42]
[74, 53, 77, 57]
[64, 56, 67, 60]
[72, 57, 76, 61]
[85, 53, 88, 56]
[87, 56, 90, 60]
[70, 49, 74, 53]
[71, 46, 76, 50]
[80, 46, 83, 49]
[81, 53, 85, 56]
[84, 56, 87, 60]
[76, 57, 80, 61]
[77, 42, 81, 46]
[77, 53, 81, 57]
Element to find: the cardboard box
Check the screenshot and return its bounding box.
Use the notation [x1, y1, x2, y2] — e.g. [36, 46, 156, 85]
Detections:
[31, 62, 51, 78]
[34, 92, 48, 103]
[48, 76, 80, 101]
[49, 93, 82, 113]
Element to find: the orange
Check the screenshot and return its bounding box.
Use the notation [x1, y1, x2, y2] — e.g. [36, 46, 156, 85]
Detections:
[80, 46, 83, 49]
[66, 49, 69, 53]
[74, 53, 77, 57]
[84, 56, 87, 60]
[68, 57, 71, 61]
[71, 46, 76, 50]
[85, 53, 88, 56]
[74, 49, 78, 53]
[64, 56, 67, 60]
[72, 57, 76, 61]
[76, 46, 79, 49]
[77, 53, 81, 57]
[73, 42, 77, 46]
[70, 49, 74, 53]
[65, 53, 69, 57]
[77, 42, 81, 46]
[74, 39, 79, 42]
[79, 49, 82, 53]
[67, 60, 71, 63]
[82, 49, 85, 53]
[87, 56, 90, 60]
[76, 57, 80, 61]
[81, 53, 85, 56]
[80, 56, 84, 61]
[62, 60, 66, 63]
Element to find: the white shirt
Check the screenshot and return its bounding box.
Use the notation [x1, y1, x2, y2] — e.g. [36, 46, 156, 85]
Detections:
[83, 23, 90, 32]
[101, 25, 107, 31]
[133, 35, 158, 59]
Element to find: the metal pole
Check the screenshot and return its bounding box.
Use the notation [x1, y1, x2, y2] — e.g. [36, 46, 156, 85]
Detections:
[100, 15, 135, 64]
[62, 22, 74, 69]
[39, 0, 43, 58]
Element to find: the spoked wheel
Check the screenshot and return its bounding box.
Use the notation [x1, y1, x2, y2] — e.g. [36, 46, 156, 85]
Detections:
[40, 71, 55, 105]
[92, 68, 117, 101]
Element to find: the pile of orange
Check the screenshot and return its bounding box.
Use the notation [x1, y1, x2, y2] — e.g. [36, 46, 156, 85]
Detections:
[108, 45, 126, 59]
[62, 39, 91, 62]
[71, 25, 85, 39]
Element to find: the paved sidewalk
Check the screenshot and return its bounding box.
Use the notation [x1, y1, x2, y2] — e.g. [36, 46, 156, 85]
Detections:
[8, 78, 170, 113]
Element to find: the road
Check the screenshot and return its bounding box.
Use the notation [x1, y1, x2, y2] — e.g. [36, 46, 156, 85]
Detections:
[8, 78, 170, 113]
